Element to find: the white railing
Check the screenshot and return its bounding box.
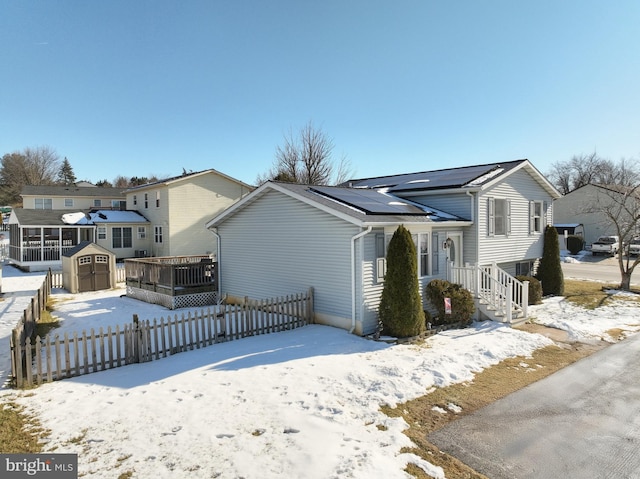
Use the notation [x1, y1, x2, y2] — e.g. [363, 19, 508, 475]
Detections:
[447, 262, 528, 323]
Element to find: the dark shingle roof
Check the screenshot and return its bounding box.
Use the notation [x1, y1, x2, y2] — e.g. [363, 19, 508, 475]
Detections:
[21, 185, 126, 198]
[343, 160, 526, 192]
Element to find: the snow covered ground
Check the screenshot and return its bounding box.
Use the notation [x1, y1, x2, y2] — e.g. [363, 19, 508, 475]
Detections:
[1, 264, 640, 478]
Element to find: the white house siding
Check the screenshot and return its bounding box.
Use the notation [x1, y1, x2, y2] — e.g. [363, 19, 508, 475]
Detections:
[168, 174, 251, 257]
[476, 168, 553, 269]
[360, 229, 384, 335]
[95, 223, 152, 261]
[217, 190, 360, 332]
[399, 193, 472, 220]
[128, 186, 170, 257]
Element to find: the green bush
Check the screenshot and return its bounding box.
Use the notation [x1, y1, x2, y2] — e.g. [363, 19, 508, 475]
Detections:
[516, 275, 543, 305]
[378, 225, 425, 338]
[536, 225, 564, 296]
[566, 235, 583, 255]
[424, 279, 475, 325]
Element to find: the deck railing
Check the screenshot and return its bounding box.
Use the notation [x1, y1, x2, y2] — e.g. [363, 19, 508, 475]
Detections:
[125, 255, 218, 296]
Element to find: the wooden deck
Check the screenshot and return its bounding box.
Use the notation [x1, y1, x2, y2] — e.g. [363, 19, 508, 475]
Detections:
[124, 255, 218, 297]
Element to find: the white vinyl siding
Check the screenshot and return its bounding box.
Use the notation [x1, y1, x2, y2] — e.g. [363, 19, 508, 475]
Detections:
[477, 168, 554, 265]
[218, 190, 357, 330]
[399, 193, 471, 220]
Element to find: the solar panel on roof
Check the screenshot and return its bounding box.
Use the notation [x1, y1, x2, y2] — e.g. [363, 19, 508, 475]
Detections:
[310, 186, 430, 215]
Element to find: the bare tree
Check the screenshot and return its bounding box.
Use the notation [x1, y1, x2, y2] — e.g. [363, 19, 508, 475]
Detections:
[581, 184, 640, 290]
[548, 152, 640, 194]
[257, 121, 352, 186]
[0, 146, 61, 205]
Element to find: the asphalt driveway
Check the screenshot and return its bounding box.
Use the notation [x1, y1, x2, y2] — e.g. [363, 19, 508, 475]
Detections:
[428, 333, 640, 479]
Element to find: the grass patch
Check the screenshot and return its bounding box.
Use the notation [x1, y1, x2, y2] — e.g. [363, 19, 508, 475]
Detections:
[0, 401, 48, 453]
[383, 341, 604, 479]
[34, 298, 61, 337]
[562, 279, 640, 309]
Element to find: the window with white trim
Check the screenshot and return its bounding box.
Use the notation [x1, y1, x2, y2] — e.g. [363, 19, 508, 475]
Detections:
[133, 195, 137, 206]
[488, 198, 511, 236]
[375, 234, 386, 282]
[144, 193, 148, 208]
[35, 198, 52, 209]
[154, 225, 163, 244]
[418, 233, 429, 277]
[156, 191, 160, 207]
[432, 232, 440, 274]
[64, 198, 73, 207]
[529, 201, 543, 234]
[97, 227, 107, 240]
[94, 199, 102, 207]
[112, 227, 132, 248]
[137, 226, 146, 239]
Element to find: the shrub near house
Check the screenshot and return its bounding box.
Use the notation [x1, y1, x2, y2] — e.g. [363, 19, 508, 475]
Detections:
[425, 279, 475, 326]
[378, 225, 425, 338]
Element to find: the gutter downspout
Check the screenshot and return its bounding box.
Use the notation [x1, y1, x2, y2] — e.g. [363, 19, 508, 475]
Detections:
[350, 226, 372, 334]
[209, 228, 222, 303]
[466, 190, 477, 262]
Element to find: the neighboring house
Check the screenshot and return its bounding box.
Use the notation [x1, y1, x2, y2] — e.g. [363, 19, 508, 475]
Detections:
[21, 185, 126, 211]
[206, 159, 560, 335]
[554, 183, 640, 247]
[7, 209, 150, 270]
[8, 169, 251, 271]
[125, 169, 253, 258]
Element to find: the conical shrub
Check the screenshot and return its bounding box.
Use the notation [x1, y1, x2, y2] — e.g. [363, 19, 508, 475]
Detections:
[536, 225, 564, 296]
[378, 225, 425, 337]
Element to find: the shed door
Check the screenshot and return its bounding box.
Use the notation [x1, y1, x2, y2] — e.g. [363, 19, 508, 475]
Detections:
[77, 254, 111, 292]
[94, 255, 111, 290]
[78, 255, 94, 292]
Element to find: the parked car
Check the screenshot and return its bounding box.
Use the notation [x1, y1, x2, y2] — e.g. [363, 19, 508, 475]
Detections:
[626, 237, 640, 256]
[591, 236, 620, 256]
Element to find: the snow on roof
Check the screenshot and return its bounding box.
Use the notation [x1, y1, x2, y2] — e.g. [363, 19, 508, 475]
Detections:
[61, 210, 147, 225]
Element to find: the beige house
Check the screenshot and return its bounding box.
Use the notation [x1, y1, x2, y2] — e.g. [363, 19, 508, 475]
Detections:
[21, 185, 126, 211]
[554, 184, 640, 247]
[125, 169, 253, 258]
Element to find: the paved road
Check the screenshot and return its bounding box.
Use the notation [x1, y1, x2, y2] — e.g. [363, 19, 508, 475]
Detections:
[561, 254, 640, 285]
[429, 333, 640, 479]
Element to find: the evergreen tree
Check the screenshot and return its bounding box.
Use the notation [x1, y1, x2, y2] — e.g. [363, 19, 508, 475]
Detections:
[536, 225, 564, 296]
[378, 225, 425, 337]
[57, 157, 77, 185]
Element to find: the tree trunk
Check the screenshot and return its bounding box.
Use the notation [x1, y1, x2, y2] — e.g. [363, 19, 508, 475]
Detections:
[620, 271, 632, 291]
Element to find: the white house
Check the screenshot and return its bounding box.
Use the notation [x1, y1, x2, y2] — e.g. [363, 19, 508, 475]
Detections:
[206, 159, 561, 335]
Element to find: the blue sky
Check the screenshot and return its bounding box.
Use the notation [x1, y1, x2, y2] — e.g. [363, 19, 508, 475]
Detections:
[1, 1, 638, 186]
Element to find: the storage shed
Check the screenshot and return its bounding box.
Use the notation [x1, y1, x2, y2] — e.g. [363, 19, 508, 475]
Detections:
[62, 241, 117, 293]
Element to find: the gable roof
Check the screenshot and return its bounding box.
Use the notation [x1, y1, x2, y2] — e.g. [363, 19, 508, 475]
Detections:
[206, 181, 470, 229]
[563, 183, 640, 199]
[125, 169, 254, 193]
[62, 240, 114, 258]
[344, 159, 561, 198]
[21, 185, 126, 198]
